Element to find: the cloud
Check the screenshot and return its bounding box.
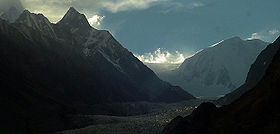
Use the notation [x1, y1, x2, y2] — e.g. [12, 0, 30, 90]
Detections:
[160, 1, 205, 13]
[160, 2, 184, 14]
[191, 2, 205, 8]
[88, 15, 105, 29]
[247, 29, 280, 41]
[100, 0, 164, 13]
[135, 48, 187, 64]
[247, 32, 262, 40]
[21, 0, 74, 22]
[20, 0, 168, 22]
[20, 0, 205, 22]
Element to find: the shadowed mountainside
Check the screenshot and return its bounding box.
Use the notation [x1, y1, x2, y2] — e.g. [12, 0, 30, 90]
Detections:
[0, 8, 194, 134]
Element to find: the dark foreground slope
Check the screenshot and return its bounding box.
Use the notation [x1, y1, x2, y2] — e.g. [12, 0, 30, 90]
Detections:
[163, 36, 280, 134]
[0, 8, 194, 134]
[0, 20, 80, 134]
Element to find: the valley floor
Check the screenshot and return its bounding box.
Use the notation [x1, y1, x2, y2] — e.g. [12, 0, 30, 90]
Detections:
[55, 99, 205, 134]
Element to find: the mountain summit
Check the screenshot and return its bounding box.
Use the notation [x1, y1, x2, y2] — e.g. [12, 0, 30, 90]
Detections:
[57, 7, 91, 31]
[159, 37, 268, 97]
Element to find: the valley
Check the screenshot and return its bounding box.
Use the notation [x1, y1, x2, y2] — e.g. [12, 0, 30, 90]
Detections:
[56, 99, 205, 134]
[1, 1, 280, 134]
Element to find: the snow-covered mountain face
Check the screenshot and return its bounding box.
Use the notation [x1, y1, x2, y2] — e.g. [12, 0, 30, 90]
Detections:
[217, 37, 280, 105]
[159, 37, 268, 97]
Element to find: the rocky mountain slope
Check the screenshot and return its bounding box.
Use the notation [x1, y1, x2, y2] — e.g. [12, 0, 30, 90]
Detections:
[159, 37, 267, 97]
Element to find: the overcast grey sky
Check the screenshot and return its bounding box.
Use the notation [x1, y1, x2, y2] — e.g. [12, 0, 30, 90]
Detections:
[1, 0, 280, 63]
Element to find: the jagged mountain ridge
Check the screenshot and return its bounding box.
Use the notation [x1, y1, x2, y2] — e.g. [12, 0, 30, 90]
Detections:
[159, 37, 267, 97]
[12, 7, 195, 104]
[0, 7, 194, 133]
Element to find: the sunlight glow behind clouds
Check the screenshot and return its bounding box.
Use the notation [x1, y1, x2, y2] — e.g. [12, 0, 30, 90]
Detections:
[88, 15, 105, 29]
[247, 33, 262, 40]
[20, 0, 168, 22]
[135, 48, 187, 64]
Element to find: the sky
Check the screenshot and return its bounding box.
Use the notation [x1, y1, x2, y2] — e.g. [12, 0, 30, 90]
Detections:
[2, 0, 280, 64]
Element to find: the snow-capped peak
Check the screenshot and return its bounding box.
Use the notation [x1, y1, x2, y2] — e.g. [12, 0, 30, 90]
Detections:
[160, 37, 268, 97]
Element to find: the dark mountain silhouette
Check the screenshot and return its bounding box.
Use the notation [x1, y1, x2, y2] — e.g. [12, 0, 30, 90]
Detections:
[163, 36, 280, 134]
[0, 8, 194, 134]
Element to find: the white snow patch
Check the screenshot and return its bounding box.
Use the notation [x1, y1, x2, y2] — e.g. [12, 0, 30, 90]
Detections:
[210, 40, 224, 47]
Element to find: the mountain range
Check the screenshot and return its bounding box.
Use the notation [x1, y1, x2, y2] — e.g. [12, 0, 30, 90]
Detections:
[159, 37, 267, 97]
[1, 3, 277, 134]
[0, 7, 194, 134]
